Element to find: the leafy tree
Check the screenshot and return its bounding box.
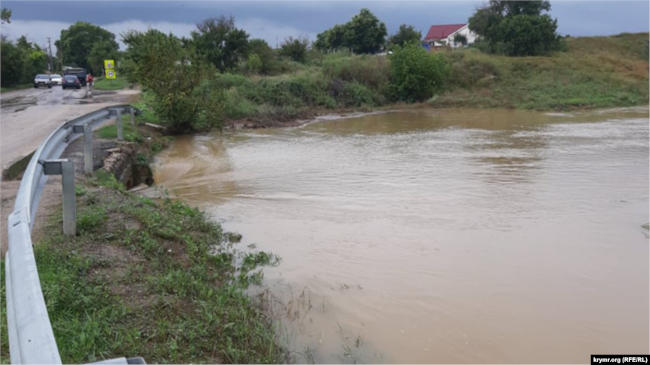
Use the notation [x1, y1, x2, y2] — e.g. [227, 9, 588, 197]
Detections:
[190, 16, 249, 71]
[1, 8, 11, 24]
[247, 38, 276, 74]
[315, 9, 386, 54]
[388, 42, 449, 102]
[56, 22, 118, 73]
[279, 37, 309, 62]
[1, 39, 23, 86]
[388, 24, 422, 48]
[88, 39, 119, 77]
[468, 0, 562, 56]
[0, 35, 48, 87]
[122, 29, 214, 133]
[343, 9, 387, 54]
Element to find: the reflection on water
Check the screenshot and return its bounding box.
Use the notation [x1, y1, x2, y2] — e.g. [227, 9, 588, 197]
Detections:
[154, 107, 649, 363]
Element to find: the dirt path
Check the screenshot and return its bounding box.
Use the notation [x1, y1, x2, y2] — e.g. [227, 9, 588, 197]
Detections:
[0, 86, 141, 253]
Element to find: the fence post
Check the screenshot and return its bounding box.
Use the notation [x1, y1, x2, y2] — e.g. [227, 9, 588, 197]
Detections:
[116, 109, 123, 141]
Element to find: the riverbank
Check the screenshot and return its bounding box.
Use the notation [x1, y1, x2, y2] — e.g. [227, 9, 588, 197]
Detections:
[0, 118, 286, 363]
[138, 32, 648, 132]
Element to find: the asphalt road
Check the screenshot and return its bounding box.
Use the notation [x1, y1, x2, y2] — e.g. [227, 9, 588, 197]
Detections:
[0, 85, 140, 171]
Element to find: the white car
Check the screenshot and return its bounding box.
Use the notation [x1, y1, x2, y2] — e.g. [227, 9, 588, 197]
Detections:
[50, 74, 63, 85]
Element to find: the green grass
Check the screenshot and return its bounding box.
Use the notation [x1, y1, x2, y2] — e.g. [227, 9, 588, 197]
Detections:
[94, 78, 129, 91]
[95, 116, 141, 142]
[433, 32, 649, 110]
[0, 175, 285, 363]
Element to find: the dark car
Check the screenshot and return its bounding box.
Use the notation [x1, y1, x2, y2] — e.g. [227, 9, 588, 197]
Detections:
[33, 74, 52, 88]
[61, 75, 81, 89]
[63, 67, 87, 86]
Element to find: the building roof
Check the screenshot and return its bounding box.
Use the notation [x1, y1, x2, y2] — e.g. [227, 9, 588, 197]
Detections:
[424, 24, 466, 40]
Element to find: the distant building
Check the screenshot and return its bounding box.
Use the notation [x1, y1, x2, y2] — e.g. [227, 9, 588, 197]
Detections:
[424, 24, 477, 48]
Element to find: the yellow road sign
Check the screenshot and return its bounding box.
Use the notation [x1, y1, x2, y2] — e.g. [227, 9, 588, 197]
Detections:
[104, 59, 116, 79]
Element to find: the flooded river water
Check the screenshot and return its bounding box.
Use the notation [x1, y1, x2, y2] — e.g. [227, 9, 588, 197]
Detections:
[153, 107, 649, 363]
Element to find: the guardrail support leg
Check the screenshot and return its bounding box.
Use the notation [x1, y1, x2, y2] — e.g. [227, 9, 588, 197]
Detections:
[116, 109, 123, 141]
[42, 159, 76, 236]
[83, 126, 93, 175]
[130, 107, 136, 126]
[62, 160, 76, 236]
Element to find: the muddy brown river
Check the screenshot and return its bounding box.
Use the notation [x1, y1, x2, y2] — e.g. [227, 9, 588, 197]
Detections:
[153, 107, 649, 363]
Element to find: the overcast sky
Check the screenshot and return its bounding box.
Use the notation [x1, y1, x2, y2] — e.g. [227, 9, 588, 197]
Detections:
[1, 1, 648, 50]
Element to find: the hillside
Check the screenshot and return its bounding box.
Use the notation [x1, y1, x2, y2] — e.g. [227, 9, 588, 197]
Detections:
[432, 32, 649, 110]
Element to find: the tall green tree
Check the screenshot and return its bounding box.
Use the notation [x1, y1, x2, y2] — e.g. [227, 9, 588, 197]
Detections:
[0, 35, 48, 87]
[1, 39, 23, 86]
[88, 39, 119, 76]
[122, 29, 214, 133]
[468, 0, 562, 56]
[1, 8, 11, 24]
[56, 22, 118, 73]
[343, 9, 387, 54]
[388, 24, 422, 48]
[190, 16, 249, 71]
[315, 9, 386, 54]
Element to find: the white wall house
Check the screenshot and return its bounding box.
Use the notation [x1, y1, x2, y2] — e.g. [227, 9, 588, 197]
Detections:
[424, 24, 478, 48]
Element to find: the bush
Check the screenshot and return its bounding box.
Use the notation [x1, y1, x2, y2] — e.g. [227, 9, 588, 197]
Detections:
[389, 43, 449, 102]
[339, 82, 378, 106]
[279, 37, 309, 63]
[246, 53, 263, 74]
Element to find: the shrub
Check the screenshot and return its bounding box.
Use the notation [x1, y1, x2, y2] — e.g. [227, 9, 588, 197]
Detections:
[339, 82, 378, 106]
[388, 43, 449, 102]
[279, 37, 309, 63]
[246, 53, 263, 74]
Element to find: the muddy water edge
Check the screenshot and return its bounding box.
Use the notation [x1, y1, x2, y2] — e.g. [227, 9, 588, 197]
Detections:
[153, 106, 649, 363]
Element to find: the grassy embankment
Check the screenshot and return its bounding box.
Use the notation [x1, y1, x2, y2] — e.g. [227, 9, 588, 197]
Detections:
[434, 33, 649, 109]
[169, 32, 647, 129]
[93, 77, 130, 91]
[0, 113, 286, 364]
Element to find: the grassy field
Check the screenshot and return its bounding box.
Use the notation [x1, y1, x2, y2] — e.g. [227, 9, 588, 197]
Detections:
[433, 33, 649, 110]
[93, 77, 129, 91]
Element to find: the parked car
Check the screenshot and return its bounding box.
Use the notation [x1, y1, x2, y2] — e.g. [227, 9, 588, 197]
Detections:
[61, 75, 81, 89]
[33, 74, 52, 88]
[50, 74, 63, 85]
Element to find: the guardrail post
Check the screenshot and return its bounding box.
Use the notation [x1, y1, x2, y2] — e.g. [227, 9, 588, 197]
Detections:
[116, 109, 123, 141]
[130, 107, 136, 126]
[42, 159, 76, 236]
[73, 125, 94, 175]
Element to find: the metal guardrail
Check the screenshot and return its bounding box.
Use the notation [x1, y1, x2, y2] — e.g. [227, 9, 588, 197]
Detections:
[5, 104, 139, 364]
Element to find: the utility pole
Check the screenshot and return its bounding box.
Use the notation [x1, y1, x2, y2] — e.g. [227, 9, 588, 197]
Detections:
[47, 37, 53, 72]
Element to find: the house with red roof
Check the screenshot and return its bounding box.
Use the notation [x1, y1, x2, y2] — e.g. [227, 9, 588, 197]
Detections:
[424, 23, 477, 48]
